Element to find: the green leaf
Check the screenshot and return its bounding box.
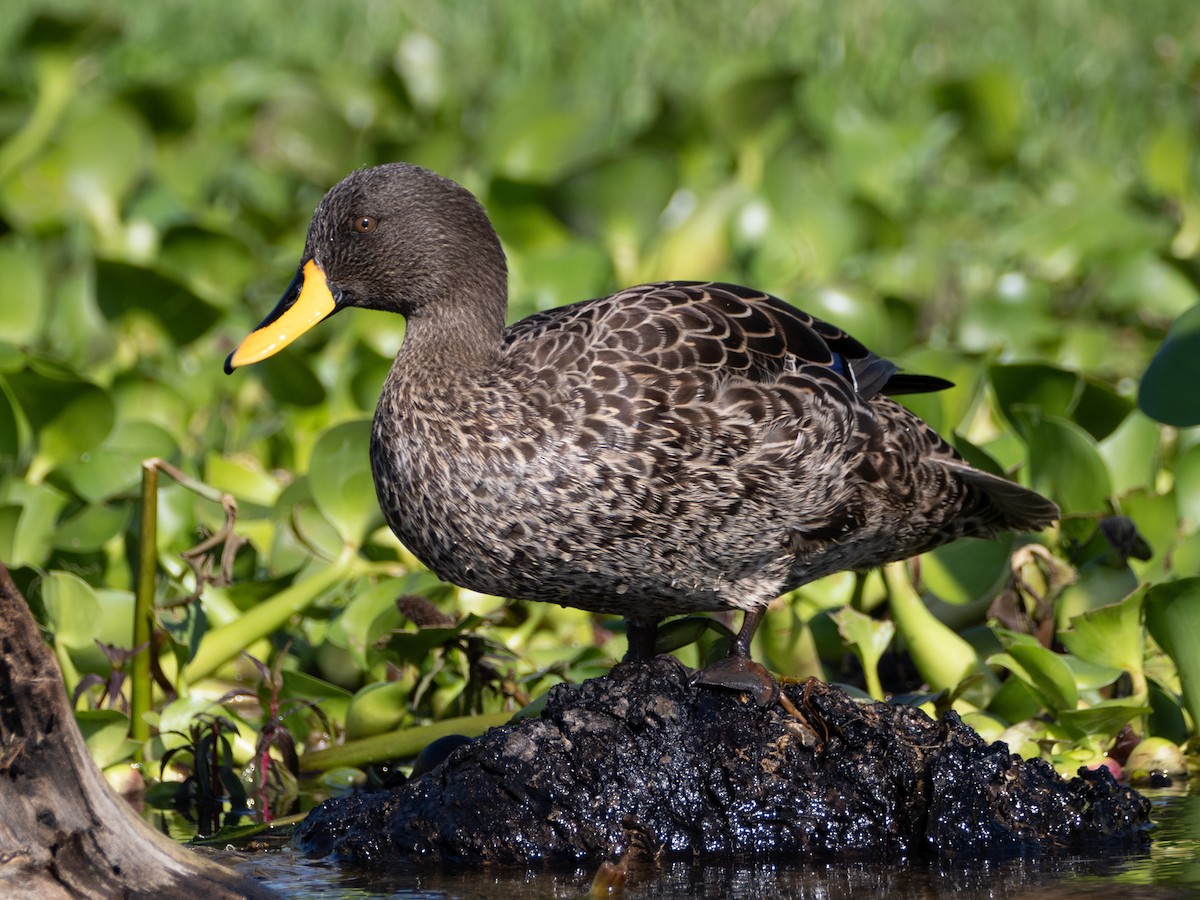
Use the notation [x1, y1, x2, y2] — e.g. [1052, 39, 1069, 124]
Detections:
[1144, 577, 1200, 732]
[386, 615, 486, 667]
[95, 260, 222, 346]
[0, 236, 46, 343]
[287, 500, 347, 564]
[75, 709, 139, 769]
[831, 606, 894, 700]
[987, 672, 1044, 724]
[989, 363, 1079, 426]
[959, 710, 1008, 743]
[1059, 654, 1123, 692]
[253, 84, 357, 182]
[205, 452, 284, 508]
[333, 578, 409, 667]
[157, 694, 219, 737]
[157, 224, 255, 303]
[4, 480, 69, 568]
[758, 602, 823, 679]
[654, 615, 731, 655]
[309, 420, 378, 545]
[951, 431, 1013, 478]
[1058, 591, 1145, 694]
[934, 65, 1025, 161]
[706, 67, 802, 145]
[257, 350, 328, 408]
[1148, 679, 1189, 745]
[0, 505, 19, 562]
[828, 112, 949, 217]
[562, 151, 677, 246]
[92, 588, 136, 649]
[1057, 700, 1151, 742]
[0, 50, 77, 187]
[1139, 303, 1200, 427]
[482, 85, 617, 183]
[53, 502, 132, 553]
[61, 420, 177, 503]
[1054, 560, 1138, 630]
[921, 536, 1013, 605]
[40, 570, 102, 649]
[1072, 378, 1133, 442]
[1176, 443, 1200, 528]
[959, 291, 1061, 357]
[1142, 119, 1193, 197]
[280, 670, 354, 726]
[1108, 254, 1198, 320]
[1119, 488, 1180, 571]
[989, 643, 1078, 713]
[895, 349, 982, 435]
[158, 590, 209, 663]
[1099, 411, 1164, 495]
[7, 365, 115, 479]
[1012, 408, 1112, 514]
[344, 680, 412, 740]
[110, 374, 191, 437]
[0, 376, 20, 457]
[515, 242, 612, 313]
[1, 101, 150, 232]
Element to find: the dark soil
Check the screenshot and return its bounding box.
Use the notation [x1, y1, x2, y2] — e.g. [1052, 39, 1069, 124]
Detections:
[293, 656, 1150, 867]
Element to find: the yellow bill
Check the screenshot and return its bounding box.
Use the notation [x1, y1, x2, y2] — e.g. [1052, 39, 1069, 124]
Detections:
[225, 259, 336, 373]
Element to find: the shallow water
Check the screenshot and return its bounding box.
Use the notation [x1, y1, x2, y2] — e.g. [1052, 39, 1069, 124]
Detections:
[211, 789, 1198, 898]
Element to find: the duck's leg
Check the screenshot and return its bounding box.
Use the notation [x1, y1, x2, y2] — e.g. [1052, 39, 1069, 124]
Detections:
[689, 606, 780, 706]
[623, 617, 659, 661]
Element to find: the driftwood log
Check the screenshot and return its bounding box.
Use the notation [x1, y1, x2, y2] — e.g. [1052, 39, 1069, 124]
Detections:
[0, 562, 278, 900]
[296, 655, 1151, 866]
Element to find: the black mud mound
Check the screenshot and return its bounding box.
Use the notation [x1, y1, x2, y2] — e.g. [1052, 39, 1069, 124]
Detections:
[294, 657, 1150, 866]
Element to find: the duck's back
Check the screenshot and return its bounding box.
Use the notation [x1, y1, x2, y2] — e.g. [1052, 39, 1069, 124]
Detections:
[372, 281, 1056, 618]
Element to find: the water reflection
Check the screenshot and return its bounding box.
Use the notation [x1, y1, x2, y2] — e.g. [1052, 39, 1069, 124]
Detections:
[218, 790, 1195, 898]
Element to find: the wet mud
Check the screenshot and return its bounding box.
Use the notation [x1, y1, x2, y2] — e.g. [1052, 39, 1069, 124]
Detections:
[294, 657, 1150, 866]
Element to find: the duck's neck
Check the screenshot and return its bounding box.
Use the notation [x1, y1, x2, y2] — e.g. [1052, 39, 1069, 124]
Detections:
[396, 280, 507, 375]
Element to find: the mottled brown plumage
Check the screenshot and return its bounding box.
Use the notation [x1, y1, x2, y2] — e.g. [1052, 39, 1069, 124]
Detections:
[227, 163, 1059, 692]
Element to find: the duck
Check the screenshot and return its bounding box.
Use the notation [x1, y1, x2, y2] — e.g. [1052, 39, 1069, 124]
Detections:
[226, 162, 1059, 703]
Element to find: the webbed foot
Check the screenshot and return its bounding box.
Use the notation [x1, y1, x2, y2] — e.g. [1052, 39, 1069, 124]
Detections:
[690, 655, 780, 707]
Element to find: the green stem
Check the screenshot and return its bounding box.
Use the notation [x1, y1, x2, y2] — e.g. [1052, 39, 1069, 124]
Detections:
[0, 53, 79, 184]
[884, 561, 999, 698]
[300, 712, 513, 771]
[131, 460, 158, 758]
[863, 656, 885, 703]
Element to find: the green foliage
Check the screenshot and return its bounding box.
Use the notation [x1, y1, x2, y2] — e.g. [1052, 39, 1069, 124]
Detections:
[1140, 303, 1200, 427]
[1146, 579, 1200, 734]
[308, 420, 379, 546]
[831, 606, 893, 701]
[1, 0, 1198, 807]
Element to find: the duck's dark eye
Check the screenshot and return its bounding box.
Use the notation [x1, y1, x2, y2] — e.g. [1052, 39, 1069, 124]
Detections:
[354, 215, 377, 234]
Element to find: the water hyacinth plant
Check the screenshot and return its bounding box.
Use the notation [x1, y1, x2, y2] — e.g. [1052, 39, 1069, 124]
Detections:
[0, 0, 1197, 835]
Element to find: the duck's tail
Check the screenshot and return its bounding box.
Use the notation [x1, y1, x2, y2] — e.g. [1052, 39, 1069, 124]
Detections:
[941, 459, 1060, 534]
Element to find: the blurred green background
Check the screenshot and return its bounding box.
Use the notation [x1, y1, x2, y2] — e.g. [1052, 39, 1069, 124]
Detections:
[1, 0, 1199, 808]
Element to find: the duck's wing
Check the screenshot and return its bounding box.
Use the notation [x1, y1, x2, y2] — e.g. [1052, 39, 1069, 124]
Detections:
[504, 280, 949, 400]
[501, 281, 1057, 539]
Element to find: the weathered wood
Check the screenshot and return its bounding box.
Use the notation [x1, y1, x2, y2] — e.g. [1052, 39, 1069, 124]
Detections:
[0, 562, 278, 899]
[296, 656, 1151, 866]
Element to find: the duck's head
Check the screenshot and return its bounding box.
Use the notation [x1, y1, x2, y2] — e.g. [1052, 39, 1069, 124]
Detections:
[225, 163, 506, 374]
